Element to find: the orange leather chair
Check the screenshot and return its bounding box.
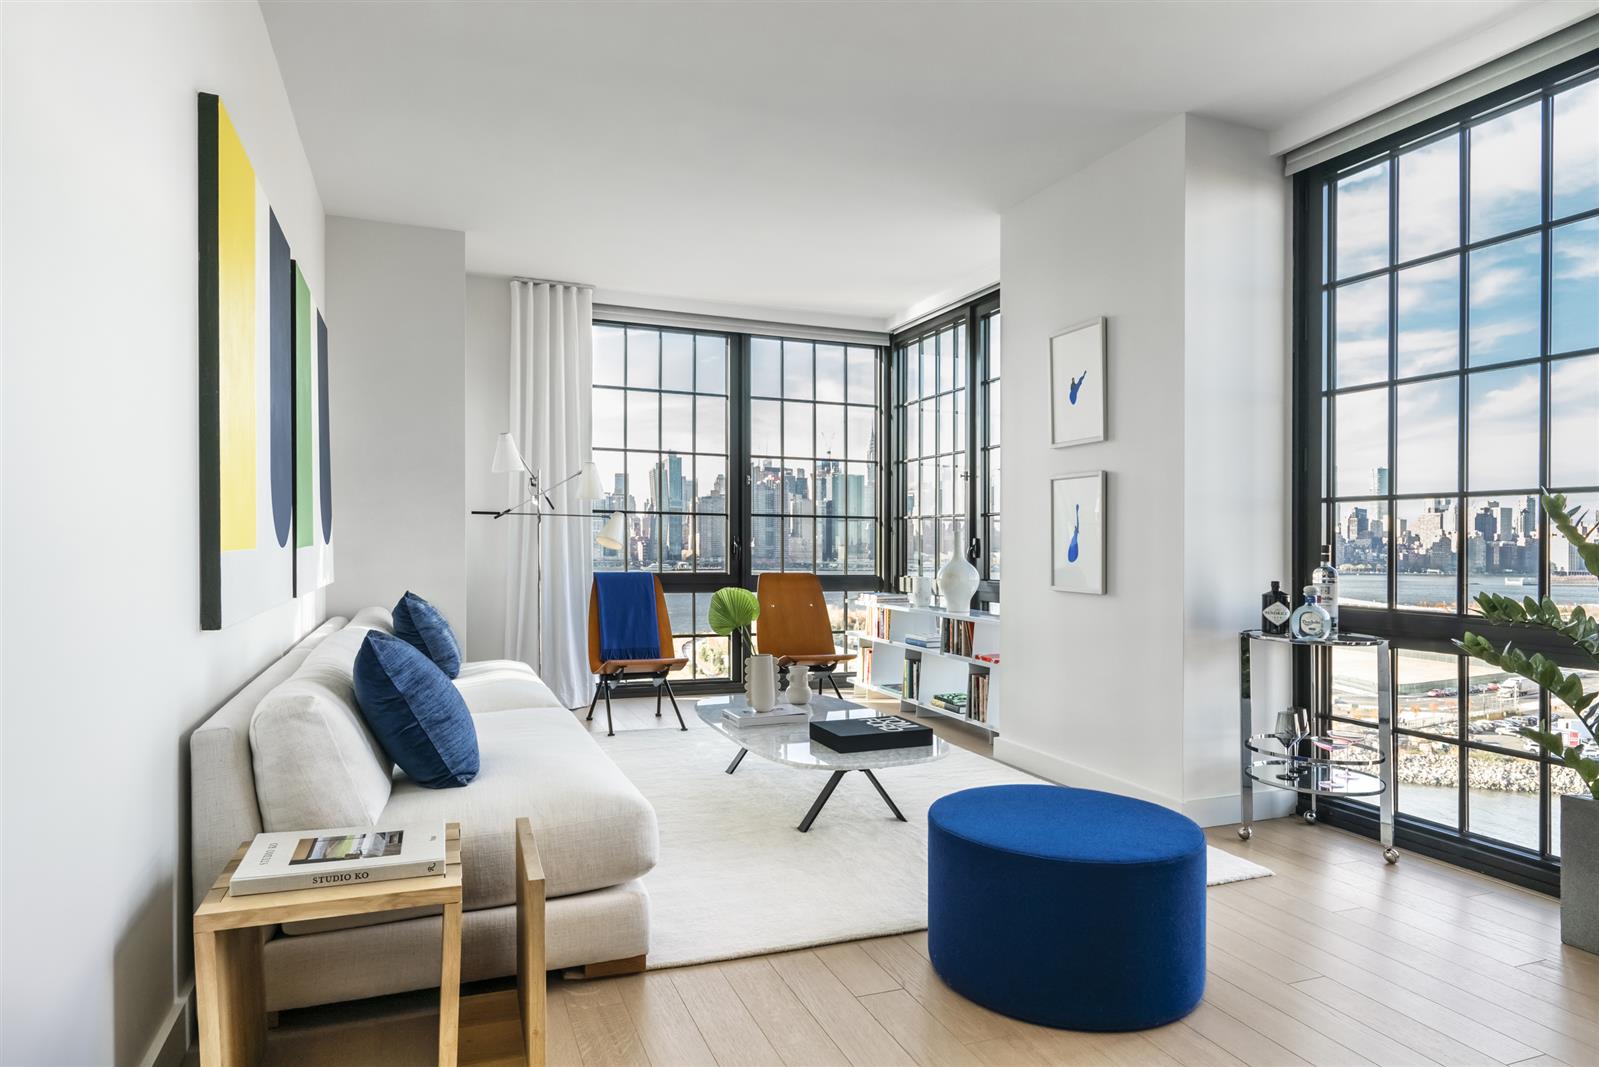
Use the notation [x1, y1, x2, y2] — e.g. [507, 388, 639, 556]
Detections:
[755, 573, 855, 699]
[586, 575, 688, 737]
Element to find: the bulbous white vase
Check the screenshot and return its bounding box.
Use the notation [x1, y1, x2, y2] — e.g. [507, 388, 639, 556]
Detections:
[786, 664, 813, 705]
[939, 554, 980, 614]
[745, 653, 778, 711]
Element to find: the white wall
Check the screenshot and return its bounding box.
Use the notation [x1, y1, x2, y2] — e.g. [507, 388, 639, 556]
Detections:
[465, 273, 513, 660]
[326, 217, 468, 630]
[994, 115, 1292, 824]
[1, 4, 326, 1064]
[1180, 116, 1290, 823]
[996, 118, 1190, 806]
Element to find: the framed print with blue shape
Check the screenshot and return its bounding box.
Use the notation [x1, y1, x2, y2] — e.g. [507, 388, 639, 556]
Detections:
[1051, 471, 1106, 595]
[1050, 317, 1106, 447]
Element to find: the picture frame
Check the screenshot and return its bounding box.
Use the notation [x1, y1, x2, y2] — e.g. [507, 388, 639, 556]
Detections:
[1049, 317, 1106, 448]
[1051, 471, 1106, 595]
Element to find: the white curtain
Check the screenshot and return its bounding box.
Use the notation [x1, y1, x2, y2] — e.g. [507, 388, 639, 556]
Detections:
[504, 281, 593, 707]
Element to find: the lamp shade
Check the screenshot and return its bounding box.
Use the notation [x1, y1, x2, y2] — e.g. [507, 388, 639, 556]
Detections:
[596, 511, 626, 551]
[576, 460, 604, 501]
[491, 433, 527, 474]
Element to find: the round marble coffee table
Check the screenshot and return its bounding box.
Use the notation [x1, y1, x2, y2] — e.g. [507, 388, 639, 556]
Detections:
[696, 694, 950, 831]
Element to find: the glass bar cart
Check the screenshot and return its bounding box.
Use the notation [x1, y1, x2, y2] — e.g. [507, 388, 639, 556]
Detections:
[1237, 629, 1399, 864]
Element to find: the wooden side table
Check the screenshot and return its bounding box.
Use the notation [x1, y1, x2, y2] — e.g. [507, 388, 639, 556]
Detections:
[193, 823, 464, 1067]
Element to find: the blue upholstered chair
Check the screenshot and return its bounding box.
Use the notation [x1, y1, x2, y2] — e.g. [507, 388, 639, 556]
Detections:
[586, 574, 687, 737]
[927, 784, 1207, 1031]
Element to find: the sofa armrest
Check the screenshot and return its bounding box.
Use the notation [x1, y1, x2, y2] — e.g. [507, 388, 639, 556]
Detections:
[515, 817, 547, 1067]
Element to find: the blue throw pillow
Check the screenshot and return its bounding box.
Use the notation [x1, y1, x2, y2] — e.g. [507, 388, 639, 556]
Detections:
[353, 631, 479, 789]
[392, 591, 462, 679]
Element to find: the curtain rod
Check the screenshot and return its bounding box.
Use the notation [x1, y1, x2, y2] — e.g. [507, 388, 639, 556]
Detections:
[512, 275, 595, 290]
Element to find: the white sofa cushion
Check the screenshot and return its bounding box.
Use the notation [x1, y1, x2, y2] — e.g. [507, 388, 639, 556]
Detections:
[454, 659, 564, 714]
[379, 707, 657, 909]
[348, 606, 394, 633]
[250, 626, 393, 831]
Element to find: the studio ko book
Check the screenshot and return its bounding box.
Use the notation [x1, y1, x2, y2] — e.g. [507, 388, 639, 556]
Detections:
[229, 823, 447, 896]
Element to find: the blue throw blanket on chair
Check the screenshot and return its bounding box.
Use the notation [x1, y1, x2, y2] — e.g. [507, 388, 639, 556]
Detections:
[595, 573, 660, 661]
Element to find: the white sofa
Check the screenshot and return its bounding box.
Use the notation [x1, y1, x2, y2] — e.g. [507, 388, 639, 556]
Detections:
[190, 609, 657, 1011]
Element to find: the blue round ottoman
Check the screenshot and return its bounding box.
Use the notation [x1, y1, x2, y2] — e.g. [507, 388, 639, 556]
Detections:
[927, 784, 1206, 1031]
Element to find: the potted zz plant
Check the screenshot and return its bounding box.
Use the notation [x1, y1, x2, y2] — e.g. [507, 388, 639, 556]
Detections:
[709, 587, 776, 712]
[1457, 491, 1599, 954]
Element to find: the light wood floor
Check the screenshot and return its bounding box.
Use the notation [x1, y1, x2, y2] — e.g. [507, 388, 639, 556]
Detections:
[236, 691, 1599, 1067]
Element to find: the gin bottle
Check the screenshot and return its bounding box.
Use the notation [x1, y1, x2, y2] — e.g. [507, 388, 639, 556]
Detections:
[1310, 546, 1339, 634]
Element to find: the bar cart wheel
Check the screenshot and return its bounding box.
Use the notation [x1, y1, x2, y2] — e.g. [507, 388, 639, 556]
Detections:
[1383, 848, 1399, 864]
[1237, 825, 1252, 841]
[1302, 810, 1318, 824]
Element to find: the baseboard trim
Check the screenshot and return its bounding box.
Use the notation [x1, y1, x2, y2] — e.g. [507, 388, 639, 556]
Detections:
[137, 983, 191, 1067]
[992, 738, 1185, 811]
[991, 739, 1294, 828]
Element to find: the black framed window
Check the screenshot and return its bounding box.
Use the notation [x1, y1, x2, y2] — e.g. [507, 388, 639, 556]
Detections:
[1294, 53, 1599, 889]
[593, 322, 888, 687]
[980, 308, 1002, 582]
[891, 292, 1000, 600]
[592, 324, 734, 681]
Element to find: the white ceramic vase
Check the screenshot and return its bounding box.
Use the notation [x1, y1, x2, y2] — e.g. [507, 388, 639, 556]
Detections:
[786, 664, 813, 705]
[939, 554, 980, 614]
[908, 576, 935, 608]
[745, 653, 778, 712]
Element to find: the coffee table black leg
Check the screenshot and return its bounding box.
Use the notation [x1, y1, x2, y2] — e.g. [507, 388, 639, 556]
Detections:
[863, 770, 907, 822]
[725, 748, 747, 775]
[798, 771, 848, 832]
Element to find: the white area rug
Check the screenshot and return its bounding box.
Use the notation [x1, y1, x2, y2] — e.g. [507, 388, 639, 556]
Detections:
[602, 727, 1271, 969]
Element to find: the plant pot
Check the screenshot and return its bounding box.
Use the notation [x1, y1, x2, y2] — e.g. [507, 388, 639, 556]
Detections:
[786, 664, 813, 705]
[1562, 793, 1599, 955]
[745, 653, 777, 712]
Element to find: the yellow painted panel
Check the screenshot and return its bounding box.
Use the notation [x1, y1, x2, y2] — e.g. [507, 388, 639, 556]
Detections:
[217, 103, 256, 551]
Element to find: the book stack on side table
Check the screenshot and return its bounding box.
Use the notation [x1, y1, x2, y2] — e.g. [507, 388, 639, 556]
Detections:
[229, 823, 446, 895]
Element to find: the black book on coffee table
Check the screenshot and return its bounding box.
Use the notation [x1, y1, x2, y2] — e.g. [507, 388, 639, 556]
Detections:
[809, 715, 934, 753]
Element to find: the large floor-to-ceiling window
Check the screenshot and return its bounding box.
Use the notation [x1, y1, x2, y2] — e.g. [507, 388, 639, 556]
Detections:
[892, 292, 1001, 601]
[592, 321, 887, 688]
[1294, 54, 1599, 888]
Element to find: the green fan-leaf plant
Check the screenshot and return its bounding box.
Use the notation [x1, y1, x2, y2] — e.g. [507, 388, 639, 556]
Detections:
[708, 586, 760, 648]
[1454, 491, 1599, 798]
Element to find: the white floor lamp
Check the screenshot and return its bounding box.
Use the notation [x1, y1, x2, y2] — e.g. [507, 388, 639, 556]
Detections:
[472, 432, 626, 673]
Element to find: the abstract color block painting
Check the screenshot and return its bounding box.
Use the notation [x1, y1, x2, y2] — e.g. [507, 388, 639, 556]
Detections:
[294, 261, 335, 593]
[199, 92, 295, 628]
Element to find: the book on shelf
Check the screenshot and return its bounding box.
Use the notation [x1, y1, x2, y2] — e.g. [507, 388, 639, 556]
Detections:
[901, 657, 922, 702]
[904, 634, 938, 649]
[721, 702, 810, 728]
[938, 618, 978, 657]
[930, 691, 968, 714]
[229, 823, 447, 896]
[965, 672, 990, 724]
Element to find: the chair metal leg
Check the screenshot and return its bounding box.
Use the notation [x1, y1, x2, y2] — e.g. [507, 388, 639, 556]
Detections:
[663, 679, 686, 731]
[655, 682, 663, 719]
[798, 771, 848, 832]
[725, 748, 747, 774]
[862, 770, 907, 822]
[826, 672, 845, 699]
[586, 682, 601, 722]
[602, 678, 615, 737]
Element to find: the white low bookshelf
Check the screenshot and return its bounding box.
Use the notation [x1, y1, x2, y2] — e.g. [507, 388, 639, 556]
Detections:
[848, 593, 1000, 736]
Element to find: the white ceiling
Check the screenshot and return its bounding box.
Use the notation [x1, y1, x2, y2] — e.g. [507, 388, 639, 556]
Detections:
[263, 0, 1561, 325]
